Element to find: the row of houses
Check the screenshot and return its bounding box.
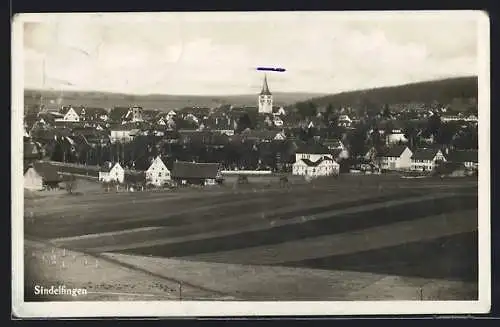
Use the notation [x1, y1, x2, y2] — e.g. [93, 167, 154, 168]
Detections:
[98, 158, 223, 187]
[373, 145, 478, 172]
[24, 157, 224, 191]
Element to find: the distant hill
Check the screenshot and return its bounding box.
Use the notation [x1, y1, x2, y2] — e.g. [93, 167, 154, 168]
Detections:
[24, 76, 478, 112]
[294, 76, 478, 111]
[23, 89, 326, 111]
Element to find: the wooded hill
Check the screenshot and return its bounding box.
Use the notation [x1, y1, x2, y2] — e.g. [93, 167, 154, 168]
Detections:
[293, 76, 478, 111]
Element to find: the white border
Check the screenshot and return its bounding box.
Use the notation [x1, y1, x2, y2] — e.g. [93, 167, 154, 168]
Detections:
[11, 11, 491, 317]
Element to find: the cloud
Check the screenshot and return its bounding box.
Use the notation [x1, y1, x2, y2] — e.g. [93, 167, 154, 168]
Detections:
[22, 13, 479, 95]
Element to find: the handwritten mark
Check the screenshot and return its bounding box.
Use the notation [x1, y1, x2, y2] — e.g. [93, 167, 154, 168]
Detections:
[257, 67, 286, 72]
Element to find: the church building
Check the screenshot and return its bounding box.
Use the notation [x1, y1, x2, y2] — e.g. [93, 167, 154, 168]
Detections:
[258, 75, 273, 114]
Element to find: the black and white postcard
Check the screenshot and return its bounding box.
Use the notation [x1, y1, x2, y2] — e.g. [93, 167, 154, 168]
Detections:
[11, 10, 491, 317]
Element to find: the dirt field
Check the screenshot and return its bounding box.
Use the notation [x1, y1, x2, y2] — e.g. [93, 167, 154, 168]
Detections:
[23, 175, 479, 301]
[24, 240, 230, 301]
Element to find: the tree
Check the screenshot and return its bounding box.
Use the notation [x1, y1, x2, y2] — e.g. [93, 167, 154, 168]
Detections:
[426, 113, 442, 137]
[348, 125, 369, 157]
[435, 122, 458, 145]
[296, 101, 317, 119]
[235, 113, 253, 133]
[382, 104, 392, 119]
[403, 124, 419, 149]
[65, 174, 77, 194]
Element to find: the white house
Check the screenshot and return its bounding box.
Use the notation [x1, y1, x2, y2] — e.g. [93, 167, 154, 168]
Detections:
[295, 143, 332, 163]
[110, 128, 136, 143]
[126, 106, 144, 122]
[410, 148, 447, 172]
[55, 107, 81, 122]
[292, 156, 340, 178]
[157, 117, 167, 126]
[376, 145, 413, 170]
[441, 114, 478, 123]
[166, 110, 177, 119]
[338, 114, 352, 127]
[273, 106, 286, 116]
[146, 156, 171, 187]
[99, 162, 125, 184]
[385, 129, 408, 145]
[24, 167, 44, 191]
[273, 116, 284, 127]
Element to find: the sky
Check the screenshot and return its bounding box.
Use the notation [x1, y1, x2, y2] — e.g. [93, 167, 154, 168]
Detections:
[22, 12, 480, 95]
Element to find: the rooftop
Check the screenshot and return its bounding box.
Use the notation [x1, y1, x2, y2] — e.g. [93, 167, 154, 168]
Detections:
[172, 161, 221, 179]
[411, 148, 442, 161]
[377, 145, 410, 158]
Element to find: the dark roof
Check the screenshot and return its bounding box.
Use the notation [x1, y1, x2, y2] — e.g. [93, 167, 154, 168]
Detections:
[99, 162, 122, 173]
[411, 148, 442, 161]
[301, 156, 335, 167]
[109, 123, 139, 131]
[32, 162, 63, 182]
[241, 129, 282, 141]
[296, 141, 330, 154]
[446, 150, 478, 163]
[83, 107, 108, 118]
[260, 75, 272, 96]
[109, 107, 131, 121]
[377, 145, 409, 158]
[179, 131, 229, 145]
[172, 161, 220, 179]
[322, 139, 343, 148]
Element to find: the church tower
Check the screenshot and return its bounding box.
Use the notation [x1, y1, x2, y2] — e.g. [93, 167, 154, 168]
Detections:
[258, 74, 273, 114]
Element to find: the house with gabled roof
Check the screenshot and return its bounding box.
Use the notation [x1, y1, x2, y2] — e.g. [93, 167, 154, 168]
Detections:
[272, 106, 286, 116]
[56, 106, 83, 122]
[24, 162, 63, 190]
[376, 145, 413, 171]
[410, 148, 447, 172]
[172, 161, 222, 186]
[24, 165, 43, 191]
[109, 124, 141, 143]
[385, 128, 408, 145]
[98, 162, 125, 184]
[145, 156, 171, 187]
[338, 114, 352, 127]
[295, 141, 332, 163]
[292, 156, 339, 178]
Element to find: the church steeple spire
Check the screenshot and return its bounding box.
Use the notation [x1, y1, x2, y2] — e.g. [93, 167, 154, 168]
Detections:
[258, 74, 273, 114]
[260, 74, 272, 96]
